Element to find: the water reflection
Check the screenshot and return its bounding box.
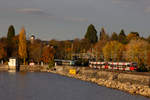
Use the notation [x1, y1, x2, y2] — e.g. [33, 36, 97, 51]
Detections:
[0, 72, 149, 100]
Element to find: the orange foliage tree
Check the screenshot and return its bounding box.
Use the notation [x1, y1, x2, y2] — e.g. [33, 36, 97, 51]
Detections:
[41, 45, 55, 64]
[28, 40, 42, 63]
[0, 37, 7, 60]
[18, 27, 27, 64]
[147, 50, 150, 70]
[0, 42, 7, 60]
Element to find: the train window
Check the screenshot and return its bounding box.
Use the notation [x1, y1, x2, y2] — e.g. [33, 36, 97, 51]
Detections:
[127, 64, 130, 67]
[132, 63, 137, 67]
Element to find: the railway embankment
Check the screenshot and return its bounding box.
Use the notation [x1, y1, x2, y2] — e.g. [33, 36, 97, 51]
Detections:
[48, 66, 150, 98]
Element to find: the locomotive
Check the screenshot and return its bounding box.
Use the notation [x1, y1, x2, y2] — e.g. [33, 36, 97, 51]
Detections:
[89, 61, 137, 71]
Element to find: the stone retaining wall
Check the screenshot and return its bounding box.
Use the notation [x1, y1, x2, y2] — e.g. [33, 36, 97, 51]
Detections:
[19, 65, 48, 72]
[49, 66, 150, 97]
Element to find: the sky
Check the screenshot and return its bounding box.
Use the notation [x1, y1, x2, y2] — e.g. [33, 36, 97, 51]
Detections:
[0, 0, 150, 40]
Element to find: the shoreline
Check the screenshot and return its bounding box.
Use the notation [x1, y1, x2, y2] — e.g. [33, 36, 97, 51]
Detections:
[1, 65, 150, 98]
[47, 66, 150, 98]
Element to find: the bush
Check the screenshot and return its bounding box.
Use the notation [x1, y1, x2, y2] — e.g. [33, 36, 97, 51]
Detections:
[75, 58, 89, 66]
[137, 64, 148, 72]
[82, 59, 89, 66]
[48, 60, 55, 69]
[75, 59, 82, 66]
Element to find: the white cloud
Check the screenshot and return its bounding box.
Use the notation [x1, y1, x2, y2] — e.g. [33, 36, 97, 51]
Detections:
[17, 8, 46, 15]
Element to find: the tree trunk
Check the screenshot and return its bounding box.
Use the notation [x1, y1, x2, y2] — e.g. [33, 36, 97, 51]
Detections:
[24, 58, 26, 65]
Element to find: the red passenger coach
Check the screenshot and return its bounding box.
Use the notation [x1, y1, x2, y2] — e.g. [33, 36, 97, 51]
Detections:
[89, 61, 137, 71]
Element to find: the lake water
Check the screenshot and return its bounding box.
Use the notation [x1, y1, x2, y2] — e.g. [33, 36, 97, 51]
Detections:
[0, 72, 149, 100]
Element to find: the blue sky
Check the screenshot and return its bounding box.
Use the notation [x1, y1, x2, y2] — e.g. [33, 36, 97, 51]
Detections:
[0, 0, 150, 40]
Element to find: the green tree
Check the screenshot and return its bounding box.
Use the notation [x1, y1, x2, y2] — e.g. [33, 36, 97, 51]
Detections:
[7, 25, 15, 57]
[111, 32, 118, 41]
[7, 25, 15, 41]
[118, 29, 127, 44]
[84, 24, 98, 44]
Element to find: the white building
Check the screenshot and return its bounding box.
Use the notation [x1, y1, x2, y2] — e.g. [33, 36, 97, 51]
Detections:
[8, 57, 18, 70]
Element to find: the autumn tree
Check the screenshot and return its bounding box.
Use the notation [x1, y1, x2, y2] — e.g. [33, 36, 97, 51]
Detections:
[147, 35, 150, 43]
[28, 40, 42, 63]
[127, 32, 140, 41]
[41, 45, 55, 64]
[0, 37, 7, 60]
[80, 38, 91, 53]
[99, 27, 109, 41]
[118, 29, 127, 44]
[102, 41, 125, 61]
[0, 43, 7, 60]
[18, 27, 27, 65]
[64, 40, 72, 59]
[72, 38, 81, 53]
[85, 24, 98, 44]
[111, 32, 118, 41]
[94, 39, 106, 61]
[147, 51, 150, 71]
[49, 40, 65, 59]
[125, 39, 150, 70]
[92, 27, 109, 60]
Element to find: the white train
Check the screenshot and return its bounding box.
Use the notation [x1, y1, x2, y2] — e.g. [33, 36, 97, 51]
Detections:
[89, 61, 137, 71]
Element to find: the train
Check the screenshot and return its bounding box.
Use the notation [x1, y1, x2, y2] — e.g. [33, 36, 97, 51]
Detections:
[89, 61, 138, 71]
[54, 59, 75, 66]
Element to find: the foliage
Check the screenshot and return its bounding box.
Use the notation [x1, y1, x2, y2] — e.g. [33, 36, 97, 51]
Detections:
[102, 41, 125, 61]
[93, 28, 110, 60]
[18, 27, 27, 64]
[7, 25, 15, 41]
[94, 40, 107, 60]
[125, 39, 150, 69]
[85, 24, 98, 44]
[75, 58, 89, 66]
[111, 32, 118, 41]
[147, 35, 150, 43]
[72, 38, 91, 54]
[41, 45, 55, 63]
[7, 25, 16, 57]
[127, 32, 140, 41]
[118, 29, 128, 44]
[72, 38, 81, 53]
[0, 38, 7, 60]
[48, 59, 55, 69]
[146, 50, 150, 71]
[11, 35, 19, 57]
[99, 27, 109, 41]
[28, 40, 42, 63]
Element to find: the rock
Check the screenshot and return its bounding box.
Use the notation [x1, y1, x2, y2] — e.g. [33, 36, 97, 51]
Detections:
[48, 66, 150, 98]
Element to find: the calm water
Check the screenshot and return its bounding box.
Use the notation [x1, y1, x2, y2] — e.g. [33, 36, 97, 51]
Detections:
[0, 72, 149, 100]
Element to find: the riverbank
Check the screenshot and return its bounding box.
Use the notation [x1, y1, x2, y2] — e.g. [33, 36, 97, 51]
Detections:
[47, 66, 150, 98]
[0, 65, 150, 98]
